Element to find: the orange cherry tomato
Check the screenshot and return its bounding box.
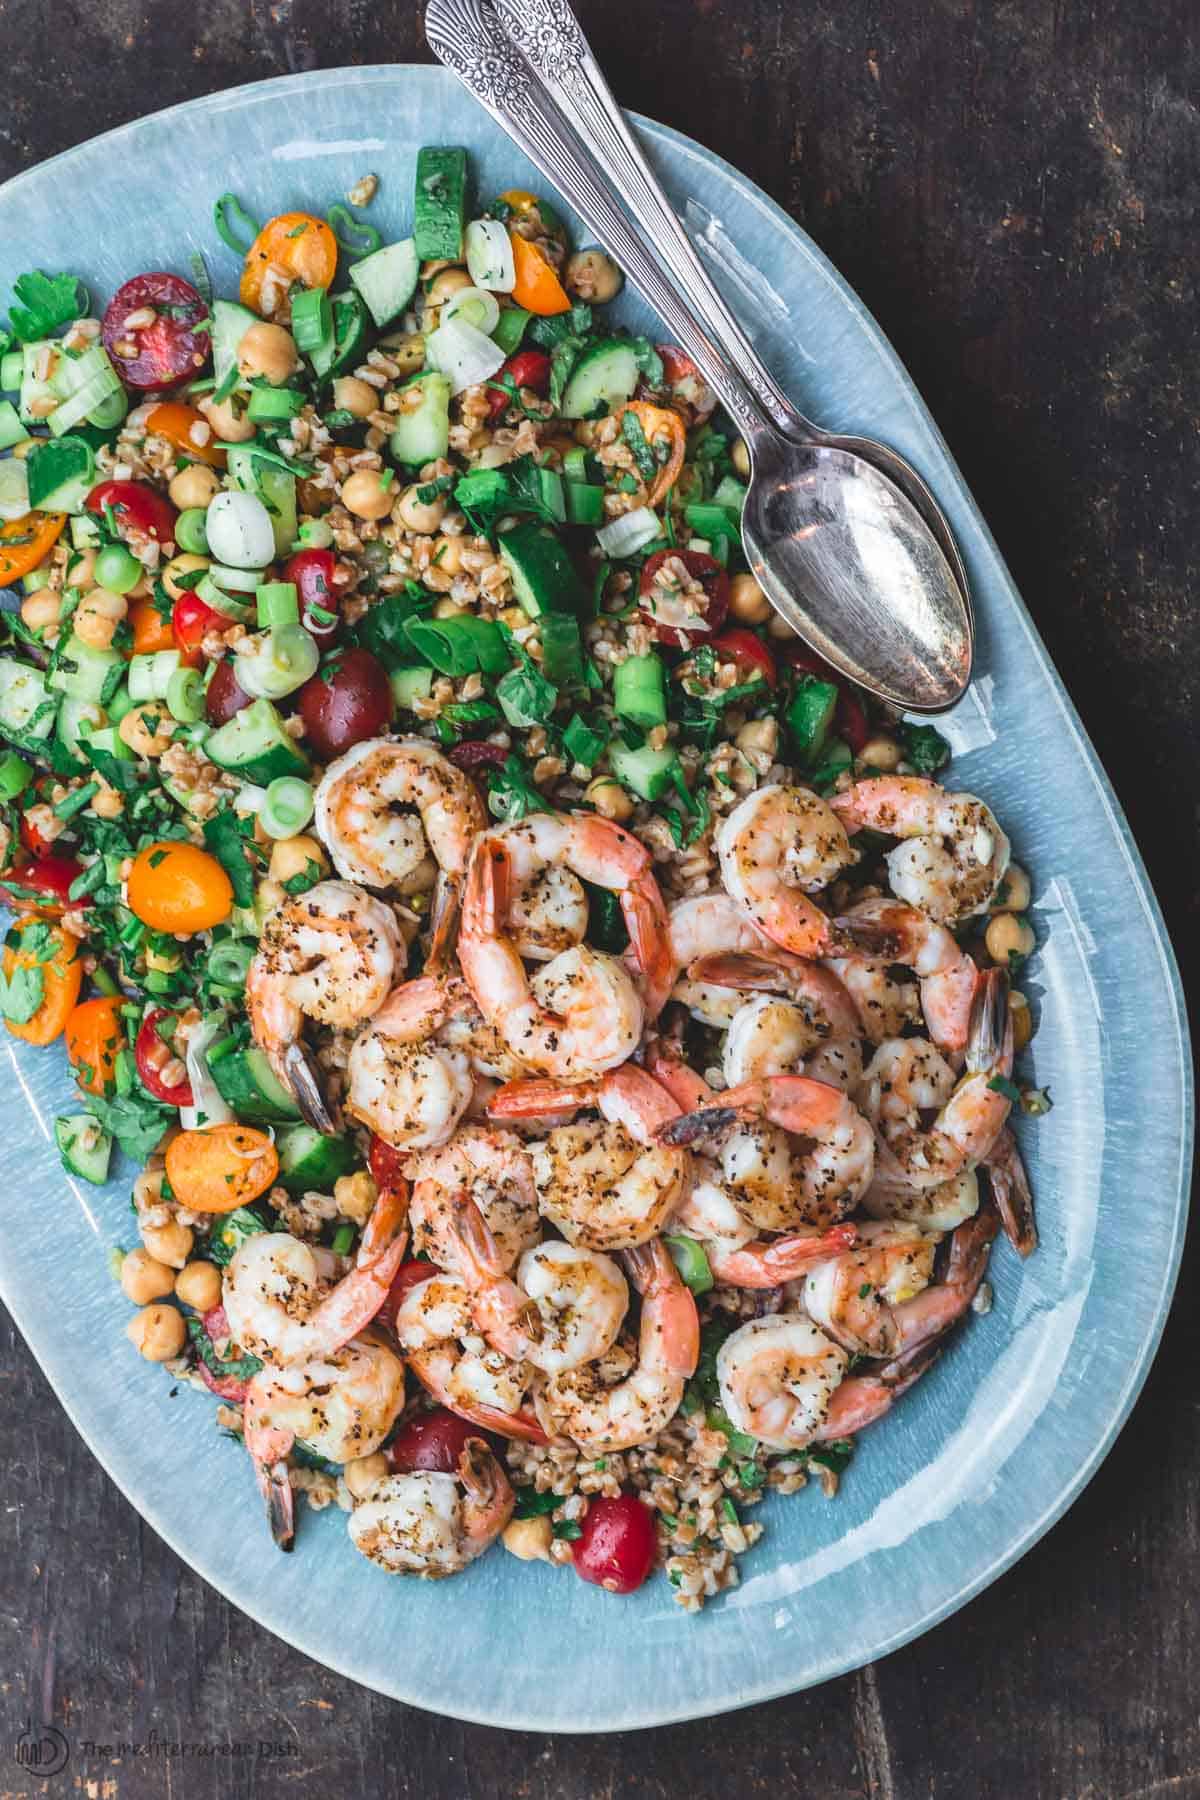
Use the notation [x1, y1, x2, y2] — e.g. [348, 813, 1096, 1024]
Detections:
[129, 598, 177, 656]
[127, 840, 234, 935]
[618, 400, 685, 507]
[65, 994, 127, 1096]
[240, 212, 338, 315]
[0, 512, 66, 589]
[2, 919, 83, 1046]
[165, 1123, 279, 1214]
[509, 233, 571, 315]
[144, 402, 227, 469]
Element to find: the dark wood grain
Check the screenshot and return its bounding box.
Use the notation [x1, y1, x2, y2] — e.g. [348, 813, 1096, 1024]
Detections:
[1, 2, 1197, 1795]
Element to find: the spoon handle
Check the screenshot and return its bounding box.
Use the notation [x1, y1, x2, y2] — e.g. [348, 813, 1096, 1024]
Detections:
[424, 0, 773, 454]
[491, 0, 817, 442]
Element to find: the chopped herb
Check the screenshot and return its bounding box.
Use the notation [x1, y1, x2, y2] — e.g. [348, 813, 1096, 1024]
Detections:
[621, 408, 658, 481]
[988, 1074, 1022, 1104]
[552, 1519, 583, 1542]
[91, 1089, 175, 1162]
[186, 1315, 262, 1382]
[282, 858, 323, 897]
[486, 754, 546, 824]
[899, 720, 951, 776]
[808, 1438, 855, 1476]
[628, 334, 664, 386]
[513, 1486, 560, 1520]
[721, 1497, 739, 1525]
[6, 270, 87, 342]
[202, 807, 261, 909]
[0, 958, 44, 1023]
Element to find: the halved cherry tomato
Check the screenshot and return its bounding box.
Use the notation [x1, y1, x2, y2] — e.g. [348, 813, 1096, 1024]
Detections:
[19, 798, 53, 859]
[130, 597, 177, 656]
[509, 232, 571, 315]
[240, 212, 338, 315]
[204, 658, 252, 726]
[87, 480, 177, 550]
[2, 919, 82, 1046]
[710, 628, 778, 688]
[134, 1008, 195, 1106]
[486, 349, 552, 420]
[386, 1407, 479, 1474]
[165, 1123, 279, 1214]
[65, 995, 126, 1097]
[618, 400, 685, 507]
[283, 548, 340, 644]
[836, 687, 870, 754]
[377, 1259, 440, 1335]
[101, 272, 210, 390]
[173, 590, 232, 667]
[639, 548, 730, 649]
[0, 854, 83, 912]
[127, 840, 233, 935]
[0, 512, 66, 589]
[652, 346, 717, 423]
[448, 740, 508, 773]
[298, 647, 393, 760]
[145, 402, 227, 469]
[571, 1492, 657, 1594]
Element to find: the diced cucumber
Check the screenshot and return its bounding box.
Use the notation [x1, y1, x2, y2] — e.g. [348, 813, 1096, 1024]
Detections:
[498, 521, 587, 619]
[391, 665, 435, 710]
[226, 447, 298, 558]
[212, 299, 258, 390]
[210, 1044, 301, 1126]
[491, 305, 530, 356]
[55, 696, 104, 759]
[310, 290, 369, 381]
[0, 400, 28, 450]
[0, 458, 29, 522]
[349, 238, 420, 329]
[0, 351, 22, 392]
[70, 514, 101, 550]
[25, 436, 96, 513]
[561, 341, 639, 420]
[613, 652, 667, 729]
[787, 678, 839, 762]
[0, 660, 56, 743]
[564, 481, 604, 526]
[414, 147, 467, 261]
[539, 612, 584, 686]
[49, 636, 122, 706]
[55, 1113, 113, 1185]
[607, 741, 682, 802]
[276, 1123, 358, 1193]
[713, 474, 748, 513]
[205, 696, 311, 784]
[388, 371, 451, 465]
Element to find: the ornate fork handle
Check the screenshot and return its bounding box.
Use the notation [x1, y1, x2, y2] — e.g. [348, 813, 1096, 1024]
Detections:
[492, 0, 814, 439]
[424, 0, 772, 450]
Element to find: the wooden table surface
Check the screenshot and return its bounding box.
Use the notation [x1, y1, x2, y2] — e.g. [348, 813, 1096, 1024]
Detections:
[1, 2, 1196, 1794]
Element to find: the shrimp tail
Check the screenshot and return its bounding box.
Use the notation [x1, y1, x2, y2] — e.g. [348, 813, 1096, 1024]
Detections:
[458, 1438, 516, 1551]
[426, 868, 461, 978]
[814, 1340, 941, 1441]
[984, 1127, 1037, 1257]
[966, 967, 1012, 1074]
[644, 1037, 713, 1112]
[623, 873, 673, 1019]
[687, 951, 794, 991]
[407, 1349, 552, 1444]
[488, 1076, 598, 1124]
[254, 1455, 296, 1551]
[710, 1223, 858, 1288]
[284, 1039, 340, 1136]
[892, 1200, 999, 1354]
[832, 914, 902, 958]
[657, 1102, 741, 1149]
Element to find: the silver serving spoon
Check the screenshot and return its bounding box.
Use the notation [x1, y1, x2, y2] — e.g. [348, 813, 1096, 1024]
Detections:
[425, 0, 973, 711]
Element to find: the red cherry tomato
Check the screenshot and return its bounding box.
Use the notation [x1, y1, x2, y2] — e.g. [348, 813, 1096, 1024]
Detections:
[386, 1407, 479, 1474]
[101, 272, 210, 391]
[377, 1258, 440, 1334]
[283, 548, 341, 645]
[19, 809, 52, 859]
[448, 740, 509, 773]
[0, 854, 82, 909]
[638, 549, 730, 649]
[652, 345, 717, 421]
[195, 1303, 250, 1401]
[204, 657, 253, 726]
[172, 591, 234, 668]
[836, 687, 869, 754]
[571, 1492, 658, 1594]
[87, 480, 177, 550]
[297, 647, 393, 761]
[487, 349, 552, 419]
[134, 1008, 194, 1106]
[710, 628, 777, 689]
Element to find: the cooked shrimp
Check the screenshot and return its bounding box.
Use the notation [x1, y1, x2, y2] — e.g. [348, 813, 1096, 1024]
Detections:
[243, 1334, 406, 1548]
[408, 1126, 540, 1273]
[491, 1066, 689, 1251]
[716, 1314, 848, 1449]
[811, 1341, 941, 1441]
[223, 1182, 409, 1367]
[405, 1339, 549, 1443]
[834, 1201, 999, 1366]
[716, 784, 855, 956]
[983, 1126, 1038, 1257]
[834, 896, 979, 1053]
[823, 956, 922, 1045]
[246, 879, 402, 1118]
[447, 1199, 629, 1374]
[347, 1438, 513, 1576]
[666, 892, 806, 1027]
[700, 1218, 859, 1289]
[459, 817, 671, 1074]
[803, 1221, 941, 1356]
[831, 775, 1010, 925]
[345, 978, 475, 1149]
[313, 736, 485, 895]
[689, 952, 863, 1091]
[534, 1237, 699, 1452]
[862, 1168, 981, 1233]
[369, 970, 532, 1082]
[496, 817, 590, 962]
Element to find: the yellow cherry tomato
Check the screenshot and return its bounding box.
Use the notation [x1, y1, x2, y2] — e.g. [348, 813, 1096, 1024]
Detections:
[165, 1123, 279, 1214]
[127, 840, 233, 935]
[2, 919, 82, 1046]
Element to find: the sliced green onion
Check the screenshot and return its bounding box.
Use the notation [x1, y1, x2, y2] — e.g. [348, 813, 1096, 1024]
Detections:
[247, 385, 307, 423]
[290, 286, 333, 355]
[213, 192, 260, 256]
[53, 781, 98, 820]
[0, 752, 32, 798]
[196, 576, 256, 623]
[325, 204, 382, 258]
[236, 624, 320, 700]
[91, 963, 120, 996]
[206, 938, 255, 986]
[205, 562, 266, 593]
[175, 508, 210, 555]
[259, 776, 315, 839]
[256, 581, 299, 628]
[166, 666, 205, 724]
[68, 859, 106, 901]
[294, 518, 334, 550]
[664, 1234, 714, 1295]
[143, 970, 176, 995]
[330, 1222, 356, 1256]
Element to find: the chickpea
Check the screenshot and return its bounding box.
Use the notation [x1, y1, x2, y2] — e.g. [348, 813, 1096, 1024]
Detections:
[731, 438, 751, 479]
[502, 1515, 554, 1562]
[119, 699, 174, 759]
[20, 589, 61, 633]
[344, 1451, 389, 1500]
[141, 1217, 194, 1269]
[341, 469, 395, 522]
[237, 319, 299, 385]
[425, 266, 473, 307]
[126, 1303, 186, 1362]
[168, 463, 221, 511]
[269, 832, 328, 885]
[430, 534, 463, 576]
[67, 548, 98, 591]
[73, 587, 128, 651]
[332, 376, 378, 419]
[985, 912, 1035, 965]
[992, 861, 1032, 913]
[119, 1247, 176, 1305]
[394, 482, 447, 534]
[767, 608, 799, 641]
[735, 716, 779, 758]
[1009, 989, 1033, 1053]
[334, 1170, 377, 1224]
[174, 1260, 223, 1312]
[563, 247, 624, 304]
[377, 331, 426, 375]
[199, 393, 254, 443]
[257, 877, 286, 913]
[89, 784, 124, 820]
[162, 553, 210, 601]
[728, 571, 771, 626]
[585, 776, 635, 822]
[859, 732, 903, 772]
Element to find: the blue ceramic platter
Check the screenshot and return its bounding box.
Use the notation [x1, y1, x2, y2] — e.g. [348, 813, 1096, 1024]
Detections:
[0, 66, 1190, 1732]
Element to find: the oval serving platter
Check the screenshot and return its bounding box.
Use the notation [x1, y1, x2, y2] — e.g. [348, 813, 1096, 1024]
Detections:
[0, 65, 1190, 1732]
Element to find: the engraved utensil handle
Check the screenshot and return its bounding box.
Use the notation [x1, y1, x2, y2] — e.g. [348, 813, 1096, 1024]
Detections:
[492, 0, 817, 442]
[424, 0, 774, 454]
